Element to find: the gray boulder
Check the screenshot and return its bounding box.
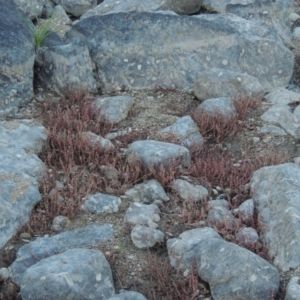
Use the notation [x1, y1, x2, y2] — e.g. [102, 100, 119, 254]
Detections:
[81, 0, 203, 19]
[235, 227, 259, 247]
[53, 0, 97, 17]
[264, 88, 300, 105]
[126, 140, 191, 168]
[0, 120, 46, 251]
[0, 1, 35, 119]
[69, 12, 293, 93]
[160, 115, 204, 149]
[285, 276, 300, 300]
[194, 68, 265, 101]
[125, 179, 170, 204]
[131, 225, 164, 249]
[172, 179, 208, 202]
[35, 34, 98, 95]
[195, 97, 236, 119]
[0, 171, 41, 250]
[124, 202, 161, 229]
[260, 104, 300, 138]
[202, 0, 294, 47]
[9, 224, 114, 285]
[94, 96, 134, 123]
[167, 227, 280, 300]
[250, 163, 300, 271]
[82, 193, 121, 214]
[20, 248, 115, 300]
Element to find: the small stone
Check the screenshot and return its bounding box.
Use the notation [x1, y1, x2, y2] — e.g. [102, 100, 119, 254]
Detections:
[51, 216, 68, 232]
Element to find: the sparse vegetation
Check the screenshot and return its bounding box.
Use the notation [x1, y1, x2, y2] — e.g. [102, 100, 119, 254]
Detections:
[1, 90, 292, 299]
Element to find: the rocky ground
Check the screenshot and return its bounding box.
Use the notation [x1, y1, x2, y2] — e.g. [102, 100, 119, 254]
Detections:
[1, 2, 300, 299]
[1, 80, 300, 299]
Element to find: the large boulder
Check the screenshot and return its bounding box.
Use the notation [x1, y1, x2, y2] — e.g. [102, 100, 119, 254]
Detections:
[81, 0, 203, 19]
[0, 0, 35, 119]
[167, 227, 280, 300]
[69, 12, 293, 93]
[202, 0, 294, 47]
[35, 34, 98, 95]
[20, 248, 115, 300]
[250, 163, 300, 271]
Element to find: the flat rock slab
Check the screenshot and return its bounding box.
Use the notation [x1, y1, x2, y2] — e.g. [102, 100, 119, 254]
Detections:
[69, 12, 293, 92]
[9, 224, 114, 285]
[20, 248, 115, 300]
[126, 140, 191, 168]
[250, 163, 300, 271]
[167, 227, 280, 300]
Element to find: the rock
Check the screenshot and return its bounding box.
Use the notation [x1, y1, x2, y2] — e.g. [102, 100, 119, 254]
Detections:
[206, 205, 236, 229]
[108, 291, 147, 300]
[264, 88, 300, 105]
[20, 248, 115, 300]
[195, 97, 236, 119]
[82, 193, 121, 214]
[236, 227, 259, 247]
[35, 34, 98, 95]
[52, 5, 73, 26]
[131, 225, 164, 249]
[285, 276, 300, 300]
[81, 0, 203, 19]
[125, 179, 170, 204]
[126, 140, 191, 168]
[0, 1, 35, 119]
[160, 115, 204, 149]
[69, 12, 293, 92]
[0, 119, 46, 251]
[0, 171, 42, 251]
[51, 216, 69, 232]
[81, 131, 115, 152]
[94, 96, 134, 124]
[124, 202, 160, 229]
[167, 227, 280, 300]
[172, 179, 208, 202]
[260, 104, 300, 138]
[0, 268, 10, 281]
[42, 2, 54, 18]
[250, 163, 300, 271]
[9, 224, 114, 285]
[194, 68, 265, 101]
[233, 199, 254, 225]
[202, 0, 294, 48]
[0, 120, 47, 154]
[14, 0, 46, 19]
[52, 0, 97, 17]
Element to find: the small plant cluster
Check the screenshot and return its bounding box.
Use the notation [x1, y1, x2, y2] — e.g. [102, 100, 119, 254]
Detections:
[191, 96, 262, 143]
[20, 13, 58, 51]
